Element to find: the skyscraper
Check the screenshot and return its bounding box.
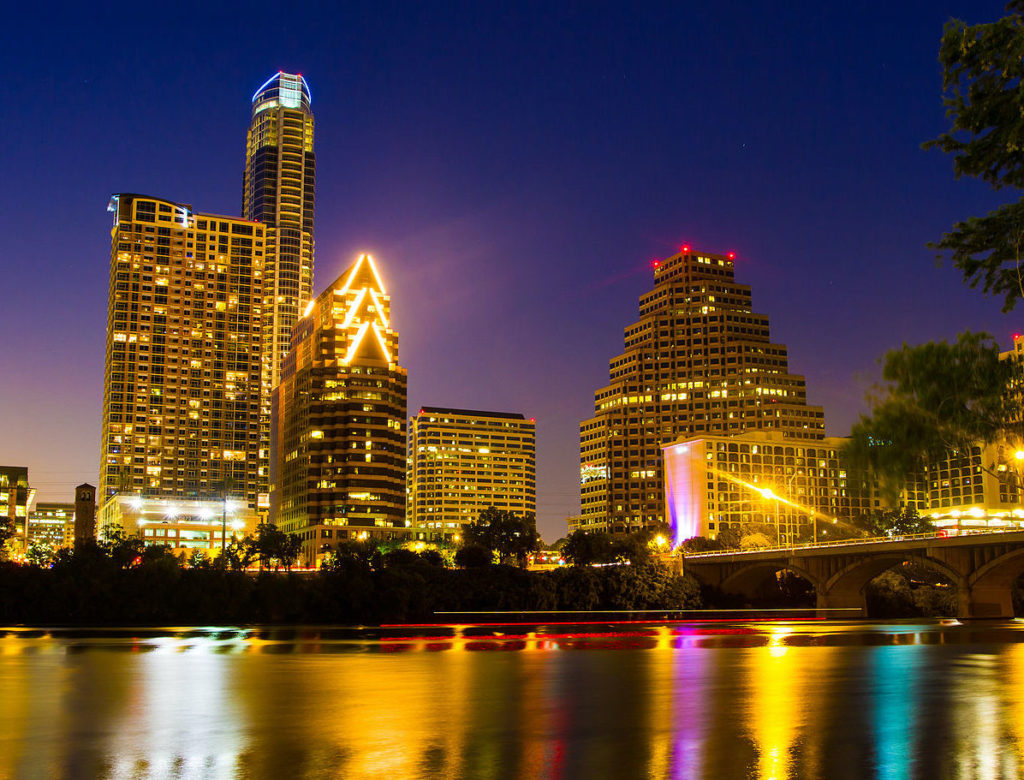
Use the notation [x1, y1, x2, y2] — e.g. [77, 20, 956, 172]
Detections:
[242, 71, 316, 390]
[100, 194, 266, 512]
[579, 247, 825, 535]
[272, 254, 408, 565]
[408, 407, 536, 541]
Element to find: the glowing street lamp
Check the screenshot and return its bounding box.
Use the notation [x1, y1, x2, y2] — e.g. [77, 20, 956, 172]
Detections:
[758, 487, 781, 544]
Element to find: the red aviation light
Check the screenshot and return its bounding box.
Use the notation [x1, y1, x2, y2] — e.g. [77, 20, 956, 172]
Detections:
[681, 245, 691, 253]
[1015, 333, 1022, 341]
[652, 259, 661, 269]
[727, 252, 736, 260]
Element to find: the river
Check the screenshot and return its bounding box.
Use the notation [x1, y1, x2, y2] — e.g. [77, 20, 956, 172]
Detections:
[1, 620, 1023, 779]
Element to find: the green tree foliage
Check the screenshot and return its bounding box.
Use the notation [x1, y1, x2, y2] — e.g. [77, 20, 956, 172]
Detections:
[99, 523, 146, 569]
[0, 518, 15, 561]
[453, 544, 492, 568]
[852, 507, 935, 537]
[561, 530, 616, 566]
[26, 539, 57, 568]
[716, 521, 779, 550]
[246, 522, 303, 571]
[925, 2, 1024, 311]
[843, 332, 1016, 494]
[679, 536, 725, 553]
[462, 507, 540, 568]
[560, 529, 663, 566]
[223, 536, 257, 571]
[0, 542, 703, 625]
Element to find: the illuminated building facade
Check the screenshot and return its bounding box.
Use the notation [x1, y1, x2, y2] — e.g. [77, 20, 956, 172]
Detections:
[272, 254, 408, 565]
[242, 71, 316, 390]
[662, 431, 876, 546]
[98, 495, 257, 555]
[27, 503, 76, 551]
[408, 407, 536, 540]
[100, 194, 267, 513]
[580, 247, 825, 535]
[0, 466, 34, 558]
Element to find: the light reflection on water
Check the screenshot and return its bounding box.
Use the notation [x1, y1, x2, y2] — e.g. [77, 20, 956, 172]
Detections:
[4, 621, 1024, 778]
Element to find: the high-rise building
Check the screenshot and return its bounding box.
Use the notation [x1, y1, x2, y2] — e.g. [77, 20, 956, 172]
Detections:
[408, 407, 536, 541]
[242, 71, 316, 390]
[272, 254, 408, 565]
[100, 194, 267, 512]
[579, 247, 825, 535]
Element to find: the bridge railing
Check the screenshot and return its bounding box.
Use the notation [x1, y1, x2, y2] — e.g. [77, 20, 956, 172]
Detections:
[680, 527, 1019, 559]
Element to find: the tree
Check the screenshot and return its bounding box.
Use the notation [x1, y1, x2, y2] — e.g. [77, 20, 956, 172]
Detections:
[453, 543, 492, 568]
[843, 332, 1016, 495]
[99, 523, 145, 569]
[561, 530, 616, 566]
[26, 539, 57, 568]
[680, 536, 725, 553]
[462, 507, 540, 567]
[925, 3, 1024, 311]
[0, 517, 14, 561]
[247, 522, 302, 571]
[223, 536, 257, 571]
[852, 507, 935, 538]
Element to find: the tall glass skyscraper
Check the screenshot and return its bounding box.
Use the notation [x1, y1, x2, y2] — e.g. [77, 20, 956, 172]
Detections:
[578, 247, 825, 536]
[242, 71, 316, 391]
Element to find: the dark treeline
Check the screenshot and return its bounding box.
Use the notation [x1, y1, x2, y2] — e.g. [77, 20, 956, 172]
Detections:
[0, 547, 702, 626]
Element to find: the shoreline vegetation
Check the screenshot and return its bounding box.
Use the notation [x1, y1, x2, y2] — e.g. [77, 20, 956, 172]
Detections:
[0, 508, 982, 625]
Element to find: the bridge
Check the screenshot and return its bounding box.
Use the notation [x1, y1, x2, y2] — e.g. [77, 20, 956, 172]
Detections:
[681, 530, 1024, 619]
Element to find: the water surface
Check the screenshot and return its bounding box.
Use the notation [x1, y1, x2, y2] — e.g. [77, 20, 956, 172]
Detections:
[1, 620, 1023, 779]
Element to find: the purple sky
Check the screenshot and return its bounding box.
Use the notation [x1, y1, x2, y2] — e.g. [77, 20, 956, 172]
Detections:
[0, 1, 1015, 541]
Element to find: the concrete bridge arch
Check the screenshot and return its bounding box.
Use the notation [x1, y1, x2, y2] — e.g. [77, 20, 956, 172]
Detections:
[818, 554, 965, 614]
[719, 562, 823, 599]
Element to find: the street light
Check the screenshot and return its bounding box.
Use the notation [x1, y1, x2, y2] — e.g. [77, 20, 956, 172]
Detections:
[759, 487, 780, 544]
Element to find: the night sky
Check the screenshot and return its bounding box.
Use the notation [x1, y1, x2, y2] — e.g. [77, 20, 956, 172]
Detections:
[0, 1, 1015, 541]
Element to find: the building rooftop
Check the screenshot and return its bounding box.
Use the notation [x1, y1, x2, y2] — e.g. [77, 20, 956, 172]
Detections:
[251, 71, 311, 116]
[417, 407, 528, 421]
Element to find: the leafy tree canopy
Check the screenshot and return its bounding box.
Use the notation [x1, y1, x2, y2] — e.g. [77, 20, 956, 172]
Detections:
[852, 507, 935, 538]
[0, 517, 14, 561]
[843, 332, 1017, 494]
[462, 507, 540, 567]
[925, 2, 1024, 310]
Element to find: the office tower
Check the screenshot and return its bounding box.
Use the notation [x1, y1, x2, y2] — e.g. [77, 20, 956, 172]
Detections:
[272, 254, 407, 565]
[0, 466, 34, 558]
[74, 483, 96, 546]
[662, 431, 875, 546]
[242, 71, 316, 390]
[27, 502, 76, 552]
[579, 247, 825, 535]
[100, 194, 267, 516]
[408, 407, 536, 541]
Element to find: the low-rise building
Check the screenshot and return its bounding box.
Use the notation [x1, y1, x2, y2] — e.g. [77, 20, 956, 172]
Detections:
[98, 495, 258, 556]
[27, 503, 76, 551]
[663, 431, 878, 546]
